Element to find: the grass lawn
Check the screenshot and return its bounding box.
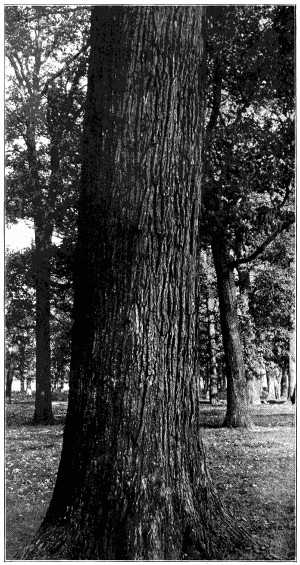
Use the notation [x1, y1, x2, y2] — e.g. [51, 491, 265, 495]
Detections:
[5, 399, 295, 560]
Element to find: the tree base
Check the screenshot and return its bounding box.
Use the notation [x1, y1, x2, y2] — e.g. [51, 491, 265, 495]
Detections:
[20, 437, 261, 560]
[223, 410, 253, 428]
[32, 411, 55, 426]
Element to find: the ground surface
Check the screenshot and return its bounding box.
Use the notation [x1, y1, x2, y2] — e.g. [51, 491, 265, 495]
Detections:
[5, 399, 295, 560]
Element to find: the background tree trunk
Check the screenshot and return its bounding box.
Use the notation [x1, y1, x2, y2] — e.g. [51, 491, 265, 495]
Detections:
[20, 374, 25, 396]
[211, 235, 252, 427]
[237, 266, 261, 405]
[26, 119, 54, 425]
[22, 6, 254, 560]
[260, 355, 268, 390]
[267, 362, 280, 401]
[207, 290, 218, 404]
[288, 320, 296, 400]
[33, 216, 54, 425]
[6, 369, 13, 403]
[281, 366, 288, 398]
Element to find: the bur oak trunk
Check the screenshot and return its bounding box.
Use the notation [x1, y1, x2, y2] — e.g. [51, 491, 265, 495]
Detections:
[22, 6, 254, 559]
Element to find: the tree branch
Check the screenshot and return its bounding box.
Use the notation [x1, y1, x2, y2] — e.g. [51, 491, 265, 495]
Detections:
[206, 56, 223, 136]
[41, 42, 89, 96]
[13, 51, 33, 96]
[229, 217, 295, 268]
[7, 53, 32, 96]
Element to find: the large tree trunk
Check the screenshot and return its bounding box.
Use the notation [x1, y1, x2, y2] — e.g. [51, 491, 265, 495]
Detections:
[211, 236, 252, 427]
[22, 7, 254, 560]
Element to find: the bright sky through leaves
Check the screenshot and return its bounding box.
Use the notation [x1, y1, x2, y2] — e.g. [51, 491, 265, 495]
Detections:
[5, 221, 61, 251]
[6, 221, 34, 251]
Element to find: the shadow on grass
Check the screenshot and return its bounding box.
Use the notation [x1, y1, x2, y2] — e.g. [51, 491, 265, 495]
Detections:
[253, 414, 295, 427]
[200, 406, 295, 429]
[6, 400, 68, 429]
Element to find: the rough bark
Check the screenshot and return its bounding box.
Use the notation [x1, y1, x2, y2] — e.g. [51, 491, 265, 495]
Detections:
[21, 6, 256, 560]
[211, 236, 252, 427]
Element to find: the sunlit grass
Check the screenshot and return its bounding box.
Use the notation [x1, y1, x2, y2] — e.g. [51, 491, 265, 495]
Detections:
[5, 400, 295, 560]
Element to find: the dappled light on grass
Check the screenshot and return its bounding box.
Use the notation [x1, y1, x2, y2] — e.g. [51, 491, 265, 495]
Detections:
[6, 400, 295, 560]
[5, 401, 68, 559]
[201, 402, 295, 560]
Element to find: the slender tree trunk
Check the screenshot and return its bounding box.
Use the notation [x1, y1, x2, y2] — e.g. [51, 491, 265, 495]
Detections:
[237, 266, 261, 405]
[207, 290, 218, 404]
[22, 7, 255, 560]
[26, 378, 33, 397]
[32, 215, 54, 424]
[211, 236, 252, 427]
[32, 87, 63, 424]
[288, 319, 296, 400]
[6, 369, 13, 403]
[281, 366, 288, 398]
[26, 119, 54, 425]
[260, 355, 268, 389]
[247, 376, 261, 405]
[267, 363, 280, 401]
[20, 374, 25, 396]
